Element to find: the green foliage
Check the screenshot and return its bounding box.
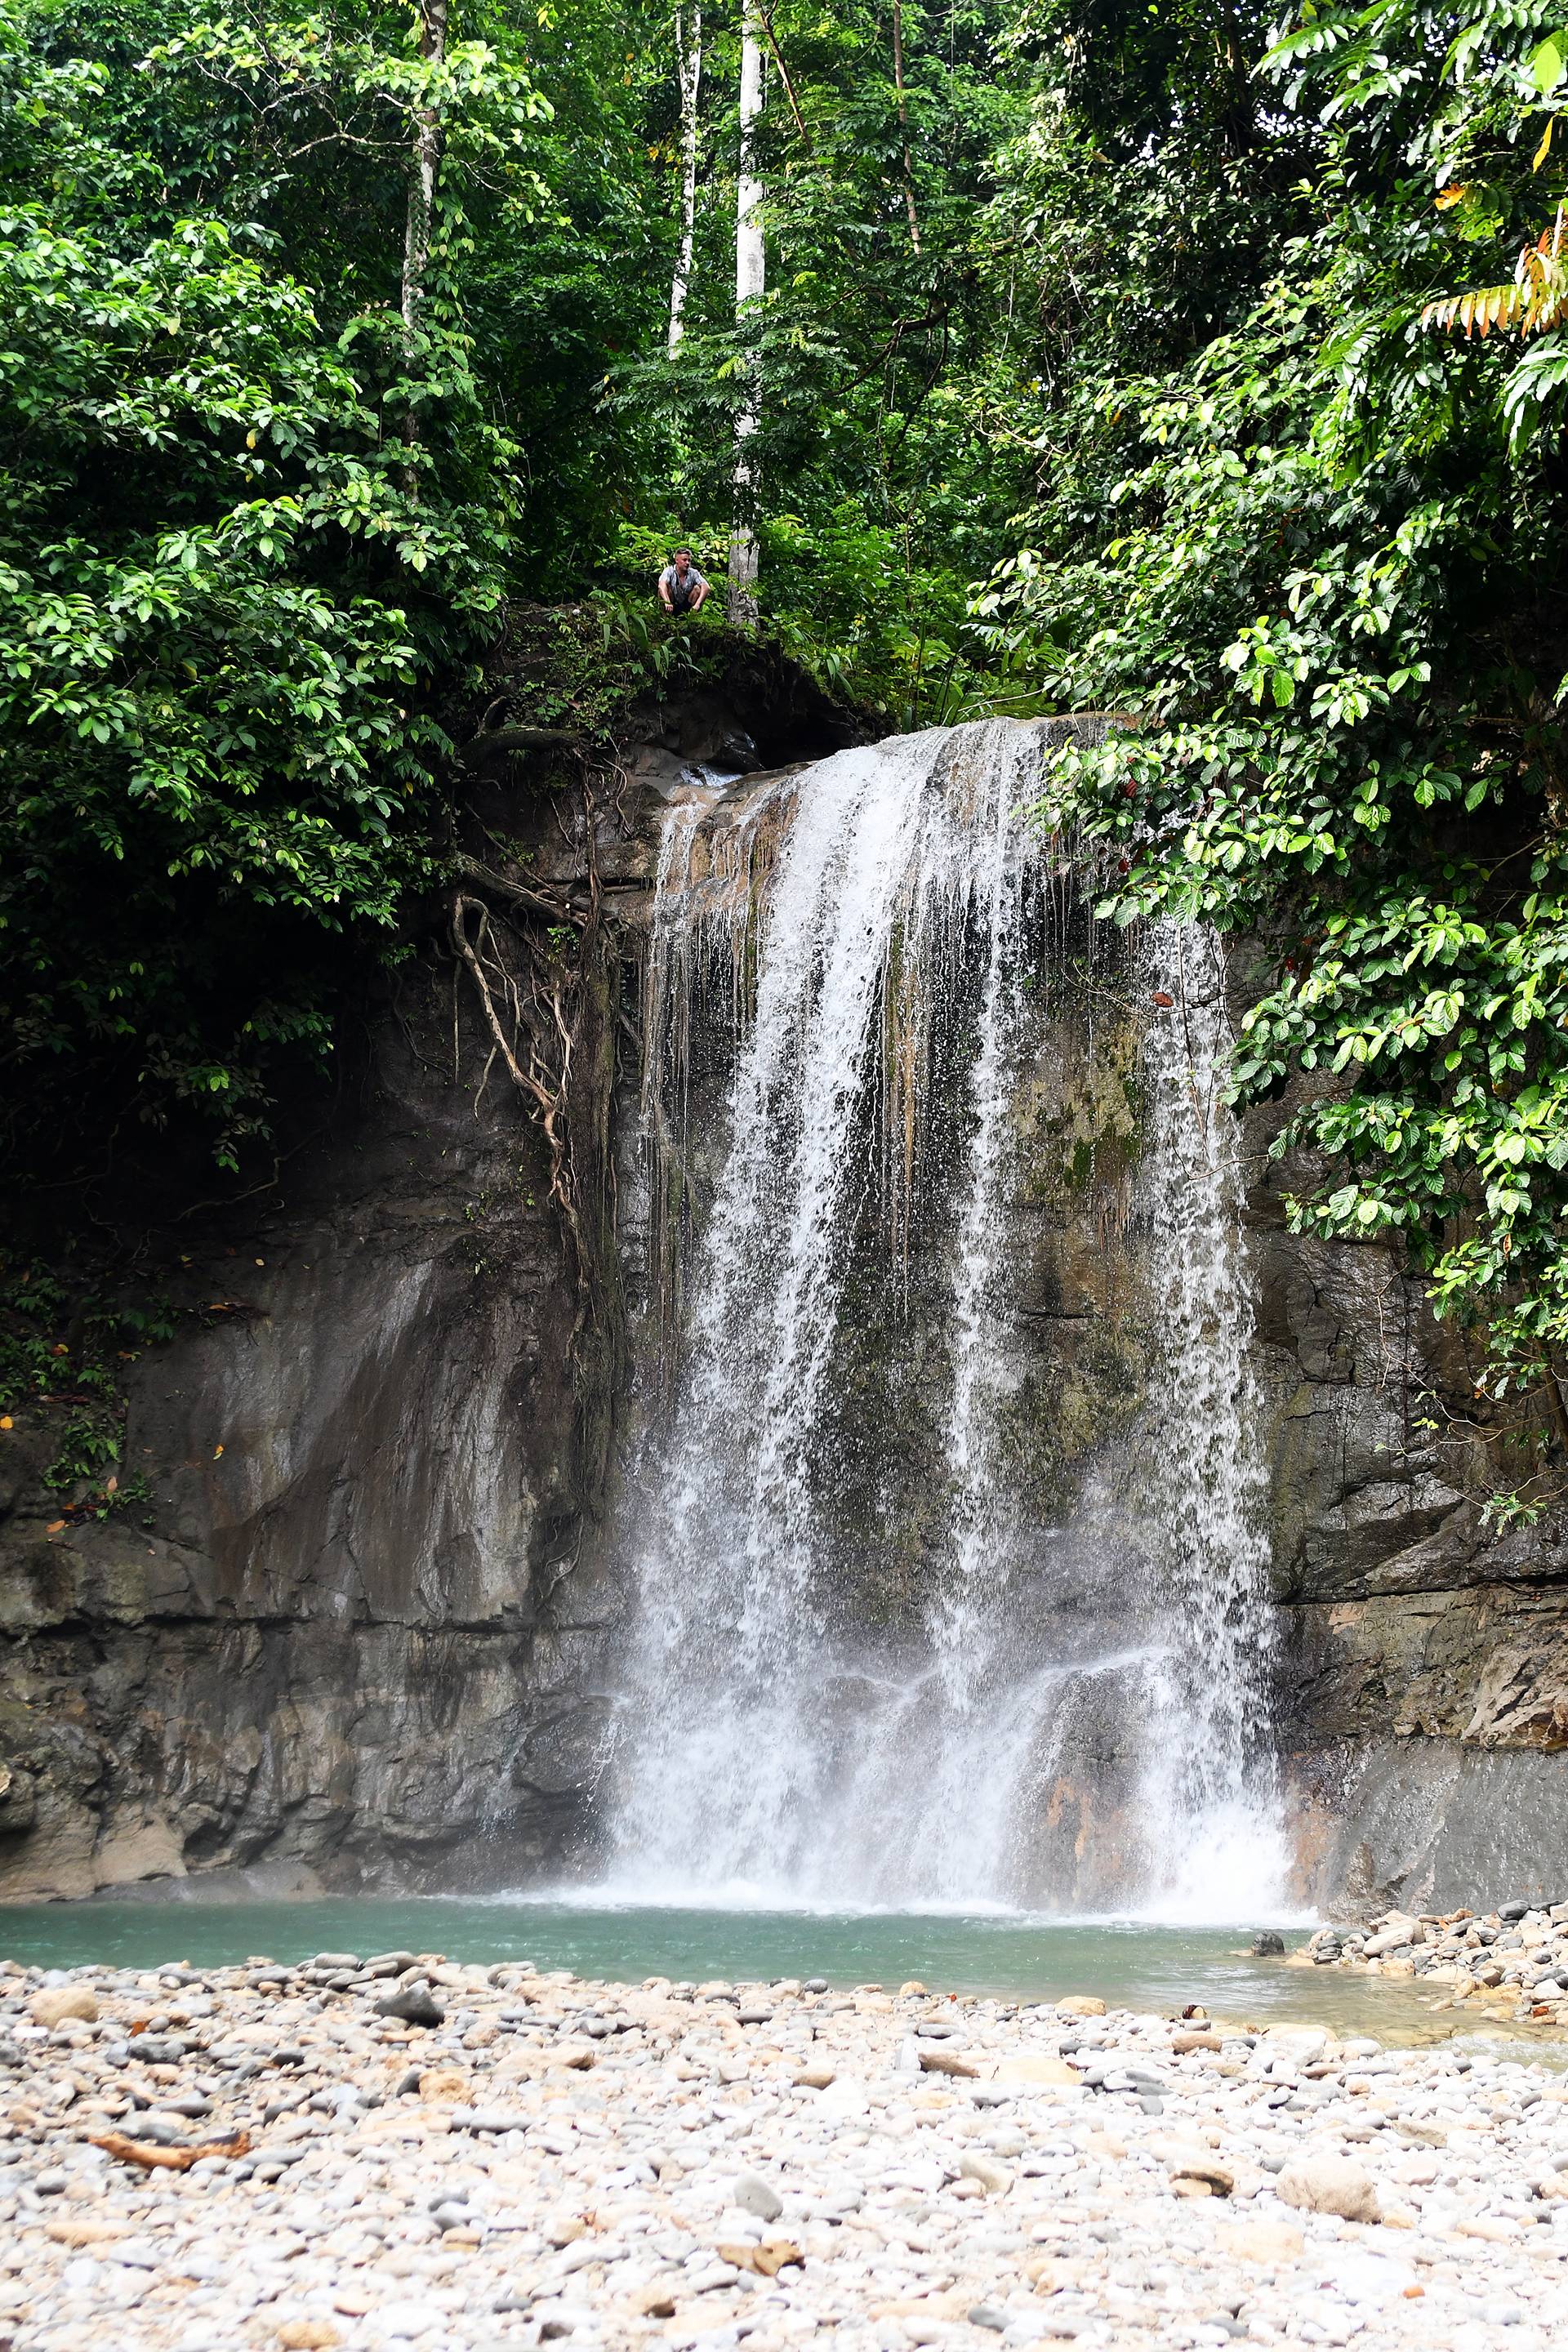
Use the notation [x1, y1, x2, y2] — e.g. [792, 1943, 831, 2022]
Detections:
[606, 2, 1034, 720]
[979, 0, 1568, 1487]
[0, 0, 535, 1180]
[7, 0, 1566, 1512]
[0, 1254, 175, 1498]
[0, 0, 1043, 1199]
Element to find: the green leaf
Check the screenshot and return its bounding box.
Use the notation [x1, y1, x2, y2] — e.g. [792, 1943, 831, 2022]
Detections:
[1530, 33, 1566, 96]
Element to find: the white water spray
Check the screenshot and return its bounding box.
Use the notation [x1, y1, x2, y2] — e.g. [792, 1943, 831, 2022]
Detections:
[1134, 923, 1286, 1915]
[603, 724, 1286, 1917]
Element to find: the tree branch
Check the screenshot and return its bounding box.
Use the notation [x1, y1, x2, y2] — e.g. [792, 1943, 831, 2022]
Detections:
[448, 852, 585, 929]
[455, 722, 585, 769]
[756, 3, 811, 149]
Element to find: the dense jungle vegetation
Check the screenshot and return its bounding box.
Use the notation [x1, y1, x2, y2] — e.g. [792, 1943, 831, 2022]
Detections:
[1, 0, 1566, 1490]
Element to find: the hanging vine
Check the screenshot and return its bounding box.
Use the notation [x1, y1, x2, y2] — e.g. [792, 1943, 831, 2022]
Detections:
[443, 755, 625, 1504]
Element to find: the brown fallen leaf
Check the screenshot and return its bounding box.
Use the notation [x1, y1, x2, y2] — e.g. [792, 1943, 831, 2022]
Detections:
[752, 2239, 804, 2278]
[91, 2128, 250, 2173]
[715, 2239, 804, 2278]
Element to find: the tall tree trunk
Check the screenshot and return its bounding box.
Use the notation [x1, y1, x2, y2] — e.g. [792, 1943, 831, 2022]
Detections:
[402, 0, 449, 467]
[668, 7, 702, 356]
[892, 0, 920, 256]
[728, 0, 765, 626]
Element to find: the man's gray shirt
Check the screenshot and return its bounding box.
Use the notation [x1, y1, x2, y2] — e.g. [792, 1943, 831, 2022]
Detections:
[661, 563, 707, 604]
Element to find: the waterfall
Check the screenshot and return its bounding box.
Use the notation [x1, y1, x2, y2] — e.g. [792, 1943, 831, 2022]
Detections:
[601, 721, 1286, 1916]
[1134, 923, 1285, 1916]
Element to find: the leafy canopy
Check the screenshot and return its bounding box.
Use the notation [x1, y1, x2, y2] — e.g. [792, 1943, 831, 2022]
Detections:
[978, 1, 1568, 1490]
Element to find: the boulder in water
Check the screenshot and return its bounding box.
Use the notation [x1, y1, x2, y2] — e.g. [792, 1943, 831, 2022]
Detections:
[1250, 1931, 1285, 1957]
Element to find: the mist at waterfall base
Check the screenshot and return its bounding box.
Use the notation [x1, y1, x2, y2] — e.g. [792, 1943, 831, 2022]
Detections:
[595, 721, 1291, 1928]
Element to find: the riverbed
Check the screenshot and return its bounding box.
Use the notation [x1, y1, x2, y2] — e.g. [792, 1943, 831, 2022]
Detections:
[5, 1953, 1568, 2352]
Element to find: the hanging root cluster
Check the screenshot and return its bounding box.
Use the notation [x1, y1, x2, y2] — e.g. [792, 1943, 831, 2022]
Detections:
[447, 864, 594, 1306]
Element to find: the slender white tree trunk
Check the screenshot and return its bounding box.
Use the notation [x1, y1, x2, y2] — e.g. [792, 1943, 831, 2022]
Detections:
[668, 7, 702, 357]
[402, 0, 449, 475]
[728, 0, 764, 626]
[892, 0, 920, 255]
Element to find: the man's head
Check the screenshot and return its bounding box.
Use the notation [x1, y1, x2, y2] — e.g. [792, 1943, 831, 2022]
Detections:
[672, 547, 692, 572]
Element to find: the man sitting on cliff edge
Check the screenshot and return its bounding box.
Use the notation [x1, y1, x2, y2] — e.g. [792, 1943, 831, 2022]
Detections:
[658, 546, 710, 617]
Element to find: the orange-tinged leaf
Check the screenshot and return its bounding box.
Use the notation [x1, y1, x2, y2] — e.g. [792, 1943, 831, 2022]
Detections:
[46, 1519, 65, 1535]
[213, 1444, 224, 1459]
[1435, 184, 1468, 210]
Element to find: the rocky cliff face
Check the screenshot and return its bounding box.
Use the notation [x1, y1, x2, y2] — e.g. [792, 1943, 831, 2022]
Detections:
[1190, 911, 1563, 1913]
[1252, 1172, 1568, 1913]
[0, 661, 862, 1904]
[2, 702, 1564, 1912]
[0, 964, 602, 1900]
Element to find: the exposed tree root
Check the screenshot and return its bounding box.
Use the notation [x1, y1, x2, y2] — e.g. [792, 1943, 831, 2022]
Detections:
[448, 892, 584, 1282]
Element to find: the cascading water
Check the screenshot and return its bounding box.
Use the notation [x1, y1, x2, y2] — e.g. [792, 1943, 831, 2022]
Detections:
[1134, 924, 1286, 1916]
[601, 720, 1287, 1916]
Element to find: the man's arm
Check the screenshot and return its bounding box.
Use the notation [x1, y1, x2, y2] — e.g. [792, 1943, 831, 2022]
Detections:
[688, 577, 709, 610]
[657, 573, 675, 611]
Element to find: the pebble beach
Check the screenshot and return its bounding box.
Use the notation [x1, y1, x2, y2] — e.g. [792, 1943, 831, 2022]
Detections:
[4, 1952, 1568, 2352]
[1294, 1901, 1568, 2029]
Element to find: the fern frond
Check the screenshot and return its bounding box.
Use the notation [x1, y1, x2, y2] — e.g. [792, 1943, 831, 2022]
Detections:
[1424, 207, 1568, 338]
